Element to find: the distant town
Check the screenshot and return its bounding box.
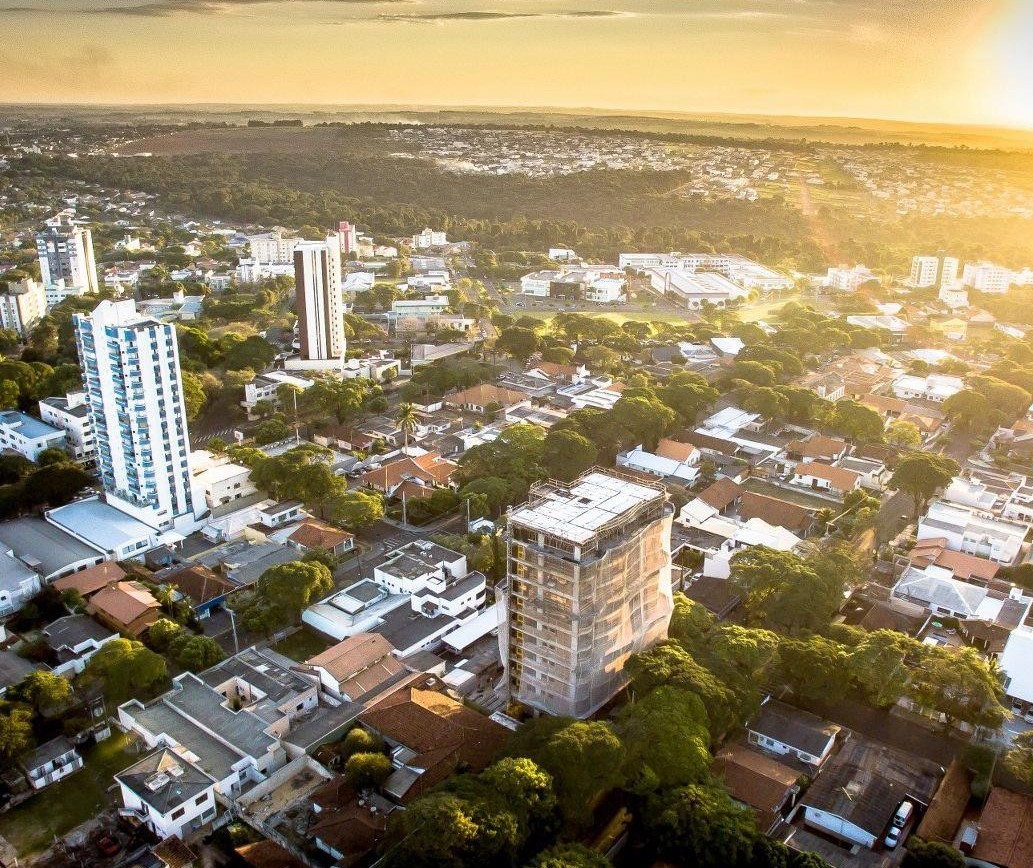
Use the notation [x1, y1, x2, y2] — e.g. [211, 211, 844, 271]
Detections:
[0, 116, 1031, 868]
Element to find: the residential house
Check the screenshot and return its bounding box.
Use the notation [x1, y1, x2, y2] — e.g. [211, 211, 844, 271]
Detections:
[737, 492, 815, 536]
[789, 462, 861, 496]
[356, 675, 508, 803]
[616, 438, 701, 484]
[713, 744, 801, 835]
[88, 580, 162, 638]
[160, 565, 235, 620]
[781, 435, 849, 469]
[695, 478, 744, 514]
[798, 736, 942, 850]
[308, 778, 392, 865]
[51, 561, 126, 599]
[970, 787, 1033, 868]
[359, 452, 458, 500]
[0, 550, 42, 618]
[906, 538, 1000, 587]
[746, 700, 840, 769]
[891, 373, 964, 403]
[286, 520, 355, 558]
[795, 372, 845, 402]
[0, 410, 66, 462]
[38, 391, 96, 468]
[20, 736, 83, 790]
[116, 750, 219, 840]
[444, 384, 528, 415]
[918, 500, 1027, 564]
[42, 614, 118, 675]
[302, 633, 405, 702]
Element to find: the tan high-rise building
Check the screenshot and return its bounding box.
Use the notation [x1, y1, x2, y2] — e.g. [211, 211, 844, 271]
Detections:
[503, 470, 673, 718]
[287, 239, 344, 371]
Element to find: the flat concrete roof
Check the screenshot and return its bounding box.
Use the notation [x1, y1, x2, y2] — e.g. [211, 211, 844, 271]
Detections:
[0, 516, 102, 578]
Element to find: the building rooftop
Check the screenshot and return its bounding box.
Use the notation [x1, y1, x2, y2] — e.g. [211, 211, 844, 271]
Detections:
[509, 471, 665, 544]
[0, 410, 62, 441]
[48, 498, 154, 554]
[971, 787, 1033, 868]
[21, 735, 76, 771]
[52, 561, 126, 597]
[0, 516, 102, 578]
[42, 614, 114, 650]
[748, 700, 840, 758]
[116, 749, 215, 815]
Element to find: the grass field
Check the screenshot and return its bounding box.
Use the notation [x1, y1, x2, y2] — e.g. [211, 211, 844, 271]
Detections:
[742, 477, 837, 510]
[272, 628, 330, 662]
[738, 293, 801, 323]
[0, 732, 138, 857]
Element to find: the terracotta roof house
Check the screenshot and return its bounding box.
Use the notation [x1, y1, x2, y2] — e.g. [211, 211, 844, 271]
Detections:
[357, 676, 508, 803]
[696, 477, 744, 513]
[52, 561, 126, 598]
[359, 452, 458, 499]
[655, 438, 700, 464]
[308, 778, 393, 865]
[713, 744, 801, 834]
[162, 565, 235, 618]
[88, 580, 162, 638]
[907, 537, 1000, 585]
[784, 435, 849, 463]
[737, 492, 814, 535]
[445, 384, 528, 414]
[971, 787, 1033, 868]
[287, 520, 355, 557]
[304, 633, 405, 701]
[790, 461, 861, 495]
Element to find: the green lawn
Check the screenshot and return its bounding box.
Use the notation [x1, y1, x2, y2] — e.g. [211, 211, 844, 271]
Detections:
[0, 732, 138, 857]
[742, 477, 838, 510]
[272, 628, 330, 662]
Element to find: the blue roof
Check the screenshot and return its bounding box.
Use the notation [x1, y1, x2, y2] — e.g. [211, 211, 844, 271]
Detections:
[0, 411, 62, 441]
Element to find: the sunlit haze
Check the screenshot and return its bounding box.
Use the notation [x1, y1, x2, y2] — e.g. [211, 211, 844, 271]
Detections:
[1, 0, 1032, 128]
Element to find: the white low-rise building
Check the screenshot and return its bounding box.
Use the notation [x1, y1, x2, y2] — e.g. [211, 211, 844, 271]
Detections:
[891, 373, 964, 403]
[0, 410, 66, 461]
[39, 391, 96, 468]
[824, 265, 877, 292]
[917, 499, 1027, 564]
[962, 261, 1013, 294]
[411, 228, 447, 249]
[191, 452, 257, 510]
[648, 268, 749, 309]
[391, 294, 450, 317]
[242, 370, 315, 420]
[617, 439, 700, 484]
[116, 750, 219, 840]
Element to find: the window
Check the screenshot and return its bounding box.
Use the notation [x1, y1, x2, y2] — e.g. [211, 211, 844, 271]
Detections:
[170, 807, 185, 820]
[195, 793, 208, 806]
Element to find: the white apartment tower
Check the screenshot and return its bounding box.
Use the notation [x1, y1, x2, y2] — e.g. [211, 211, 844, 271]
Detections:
[74, 300, 203, 533]
[503, 470, 674, 718]
[287, 239, 345, 371]
[0, 277, 48, 337]
[36, 212, 99, 305]
[246, 228, 303, 265]
[963, 262, 1014, 294]
[911, 255, 959, 289]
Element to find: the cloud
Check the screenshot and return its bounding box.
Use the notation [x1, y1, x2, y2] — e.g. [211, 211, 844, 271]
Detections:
[1, 0, 413, 17]
[376, 9, 628, 23]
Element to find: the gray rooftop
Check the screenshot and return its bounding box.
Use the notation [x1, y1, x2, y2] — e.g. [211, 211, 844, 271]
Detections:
[43, 614, 115, 650]
[0, 650, 38, 690]
[200, 648, 311, 705]
[130, 700, 242, 781]
[0, 410, 63, 441]
[0, 550, 39, 593]
[116, 749, 214, 815]
[375, 604, 464, 652]
[21, 735, 77, 772]
[0, 516, 102, 578]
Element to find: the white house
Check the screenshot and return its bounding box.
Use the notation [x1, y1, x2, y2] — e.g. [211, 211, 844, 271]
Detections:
[918, 500, 1027, 564]
[0, 549, 43, 618]
[21, 736, 83, 790]
[891, 373, 964, 403]
[42, 614, 118, 676]
[789, 462, 861, 496]
[824, 265, 877, 292]
[617, 439, 700, 484]
[39, 391, 96, 468]
[0, 410, 66, 461]
[116, 750, 219, 840]
[746, 700, 840, 768]
[391, 295, 451, 317]
[191, 454, 257, 510]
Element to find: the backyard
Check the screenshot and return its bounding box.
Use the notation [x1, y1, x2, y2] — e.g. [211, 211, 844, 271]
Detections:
[271, 628, 330, 662]
[0, 732, 139, 857]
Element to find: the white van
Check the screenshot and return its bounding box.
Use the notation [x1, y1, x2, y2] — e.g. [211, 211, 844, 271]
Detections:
[883, 801, 915, 849]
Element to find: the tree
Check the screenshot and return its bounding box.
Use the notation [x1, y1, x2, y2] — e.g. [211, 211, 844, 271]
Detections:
[459, 476, 511, 517]
[825, 398, 884, 444]
[900, 838, 966, 868]
[254, 418, 291, 445]
[890, 452, 960, 518]
[304, 377, 376, 424]
[529, 844, 610, 868]
[181, 370, 207, 420]
[169, 634, 225, 671]
[21, 462, 91, 507]
[17, 670, 72, 714]
[542, 429, 598, 482]
[0, 706, 33, 761]
[223, 334, 275, 372]
[847, 630, 914, 708]
[729, 548, 843, 633]
[0, 380, 18, 410]
[616, 686, 711, 789]
[332, 488, 385, 529]
[540, 346, 574, 365]
[776, 635, 850, 707]
[460, 424, 545, 503]
[644, 784, 759, 868]
[609, 394, 676, 452]
[344, 751, 393, 789]
[147, 617, 183, 651]
[942, 390, 990, 431]
[397, 402, 419, 451]
[1003, 729, 1033, 788]
[259, 560, 334, 617]
[886, 420, 922, 448]
[496, 327, 542, 362]
[906, 646, 1007, 731]
[0, 328, 20, 354]
[507, 718, 627, 828]
[82, 638, 168, 702]
[480, 757, 558, 843]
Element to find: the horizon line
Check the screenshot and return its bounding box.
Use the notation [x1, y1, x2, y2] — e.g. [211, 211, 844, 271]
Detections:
[2, 100, 1033, 135]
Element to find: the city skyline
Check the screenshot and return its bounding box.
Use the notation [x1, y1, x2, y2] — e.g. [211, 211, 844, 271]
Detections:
[0, 0, 1032, 130]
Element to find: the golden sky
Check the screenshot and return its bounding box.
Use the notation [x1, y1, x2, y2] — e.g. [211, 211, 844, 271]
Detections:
[1, 0, 1031, 128]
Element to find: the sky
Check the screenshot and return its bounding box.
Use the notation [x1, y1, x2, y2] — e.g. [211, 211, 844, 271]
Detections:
[0, 0, 1031, 129]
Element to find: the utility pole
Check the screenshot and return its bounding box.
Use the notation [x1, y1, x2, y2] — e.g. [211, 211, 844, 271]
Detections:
[227, 606, 240, 654]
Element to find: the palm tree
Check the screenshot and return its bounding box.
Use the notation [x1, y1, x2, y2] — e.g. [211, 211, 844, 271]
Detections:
[397, 402, 419, 453]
